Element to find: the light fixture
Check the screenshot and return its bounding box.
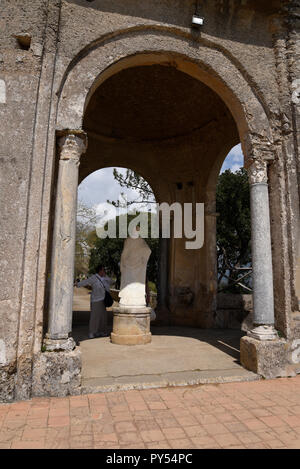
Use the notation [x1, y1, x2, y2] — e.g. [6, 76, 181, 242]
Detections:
[192, 14, 204, 28]
[192, 1, 204, 29]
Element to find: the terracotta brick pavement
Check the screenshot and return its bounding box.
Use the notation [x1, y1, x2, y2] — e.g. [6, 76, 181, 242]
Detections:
[1, 376, 300, 449]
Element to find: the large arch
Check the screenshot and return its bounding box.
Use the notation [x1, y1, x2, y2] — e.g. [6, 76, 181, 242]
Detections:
[76, 60, 241, 327]
[56, 28, 274, 163]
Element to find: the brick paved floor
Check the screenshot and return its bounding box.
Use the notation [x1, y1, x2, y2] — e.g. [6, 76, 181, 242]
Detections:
[1, 376, 300, 449]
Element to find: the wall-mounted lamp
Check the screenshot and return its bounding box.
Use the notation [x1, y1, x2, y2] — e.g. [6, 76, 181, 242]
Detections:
[192, 14, 204, 28]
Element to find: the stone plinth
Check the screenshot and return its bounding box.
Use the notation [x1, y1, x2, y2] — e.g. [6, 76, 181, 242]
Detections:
[32, 348, 82, 397]
[240, 335, 290, 379]
[111, 306, 152, 345]
[0, 362, 16, 402]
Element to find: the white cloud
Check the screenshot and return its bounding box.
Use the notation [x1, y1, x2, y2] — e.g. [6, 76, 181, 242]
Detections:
[231, 164, 242, 173]
[220, 144, 244, 173]
[78, 167, 155, 212]
[78, 167, 128, 207]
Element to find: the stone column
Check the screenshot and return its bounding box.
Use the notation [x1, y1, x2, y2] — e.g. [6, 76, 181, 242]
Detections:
[156, 236, 169, 323]
[158, 237, 168, 303]
[247, 159, 278, 340]
[44, 132, 87, 351]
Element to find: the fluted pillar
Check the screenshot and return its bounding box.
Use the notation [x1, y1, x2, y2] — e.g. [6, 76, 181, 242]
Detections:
[247, 159, 278, 340]
[44, 132, 87, 351]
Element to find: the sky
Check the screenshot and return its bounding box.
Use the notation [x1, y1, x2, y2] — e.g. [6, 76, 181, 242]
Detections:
[220, 143, 244, 173]
[78, 144, 244, 211]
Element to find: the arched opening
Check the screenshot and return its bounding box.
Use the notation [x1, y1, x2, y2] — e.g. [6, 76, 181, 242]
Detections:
[81, 63, 239, 328]
[58, 61, 258, 387]
[72, 166, 159, 343]
[216, 144, 253, 330]
[46, 47, 277, 386]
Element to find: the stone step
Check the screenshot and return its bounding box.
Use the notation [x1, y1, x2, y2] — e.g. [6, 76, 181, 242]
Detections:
[81, 368, 260, 395]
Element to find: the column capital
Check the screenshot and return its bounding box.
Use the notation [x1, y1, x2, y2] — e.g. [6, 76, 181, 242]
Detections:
[58, 132, 87, 162]
[247, 159, 268, 185]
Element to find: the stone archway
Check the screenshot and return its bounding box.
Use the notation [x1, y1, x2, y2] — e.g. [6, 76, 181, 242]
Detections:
[56, 29, 274, 159]
[79, 63, 240, 329]
[45, 30, 279, 378]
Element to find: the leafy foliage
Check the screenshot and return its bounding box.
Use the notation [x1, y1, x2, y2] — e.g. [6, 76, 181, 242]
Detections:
[108, 169, 156, 208]
[78, 167, 252, 294]
[75, 202, 99, 278]
[216, 168, 252, 293]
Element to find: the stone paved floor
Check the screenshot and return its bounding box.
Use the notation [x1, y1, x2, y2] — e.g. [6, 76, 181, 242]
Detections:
[1, 376, 300, 449]
[72, 289, 257, 391]
[75, 327, 258, 392]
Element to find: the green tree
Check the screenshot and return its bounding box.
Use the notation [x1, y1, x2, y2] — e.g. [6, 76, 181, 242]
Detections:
[216, 168, 252, 293]
[110, 167, 252, 293]
[75, 201, 99, 278]
[83, 167, 252, 294]
[108, 169, 155, 207]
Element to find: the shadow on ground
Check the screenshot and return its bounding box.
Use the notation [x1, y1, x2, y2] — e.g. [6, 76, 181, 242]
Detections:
[72, 309, 244, 364]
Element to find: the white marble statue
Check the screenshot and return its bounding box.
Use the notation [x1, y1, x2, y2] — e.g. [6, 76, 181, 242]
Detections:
[119, 227, 151, 308]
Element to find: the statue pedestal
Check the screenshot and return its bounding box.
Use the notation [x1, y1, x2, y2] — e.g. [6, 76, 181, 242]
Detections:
[111, 306, 152, 345]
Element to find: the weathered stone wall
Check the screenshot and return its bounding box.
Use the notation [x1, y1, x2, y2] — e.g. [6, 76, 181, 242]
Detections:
[268, 1, 300, 338]
[0, 0, 50, 401]
[216, 294, 253, 330]
[288, 2, 300, 312]
[0, 0, 299, 400]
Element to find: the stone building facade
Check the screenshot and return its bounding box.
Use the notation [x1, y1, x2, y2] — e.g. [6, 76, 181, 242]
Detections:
[0, 0, 299, 401]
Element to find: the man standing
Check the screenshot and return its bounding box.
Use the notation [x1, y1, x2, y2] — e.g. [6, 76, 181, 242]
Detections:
[76, 264, 111, 338]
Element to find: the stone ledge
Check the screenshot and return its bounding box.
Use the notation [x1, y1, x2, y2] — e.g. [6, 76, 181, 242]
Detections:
[81, 368, 260, 395]
[32, 348, 82, 397]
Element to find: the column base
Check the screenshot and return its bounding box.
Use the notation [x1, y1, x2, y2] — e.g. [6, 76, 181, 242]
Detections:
[240, 335, 291, 379]
[111, 332, 152, 345]
[43, 336, 76, 352]
[247, 325, 278, 341]
[111, 306, 152, 345]
[32, 348, 82, 397]
[0, 361, 17, 402]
